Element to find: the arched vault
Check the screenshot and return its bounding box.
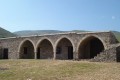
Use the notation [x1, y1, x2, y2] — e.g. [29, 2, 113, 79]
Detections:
[77, 35, 105, 59]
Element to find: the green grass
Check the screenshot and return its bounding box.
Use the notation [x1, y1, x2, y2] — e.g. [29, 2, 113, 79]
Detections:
[0, 60, 120, 80]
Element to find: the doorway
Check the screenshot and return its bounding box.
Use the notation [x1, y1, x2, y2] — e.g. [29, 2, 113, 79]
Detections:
[68, 46, 73, 59]
[3, 48, 8, 59]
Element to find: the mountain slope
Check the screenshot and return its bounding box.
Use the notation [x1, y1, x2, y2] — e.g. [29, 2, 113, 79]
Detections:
[14, 30, 64, 36]
[0, 27, 16, 38]
[14, 30, 87, 36]
[14, 30, 120, 42]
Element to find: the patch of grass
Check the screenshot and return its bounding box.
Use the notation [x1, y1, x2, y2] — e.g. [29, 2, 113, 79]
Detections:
[0, 60, 120, 80]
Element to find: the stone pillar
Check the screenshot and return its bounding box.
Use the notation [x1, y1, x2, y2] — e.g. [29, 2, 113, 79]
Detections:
[17, 52, 20, 59]
[53, 48, 56, 60]
[34, 51, 37, 59]
[73, 51, 79, 60]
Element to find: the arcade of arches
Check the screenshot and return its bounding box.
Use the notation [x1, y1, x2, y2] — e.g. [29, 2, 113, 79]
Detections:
[19, 36, 105, 60]
[19, 40, 34, 59]
[37, 39, 53, 59]
[56, 38, 73, 60]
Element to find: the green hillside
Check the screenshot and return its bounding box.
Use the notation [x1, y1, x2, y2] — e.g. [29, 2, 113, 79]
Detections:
[112, 31, 120, 42]
[0, 27, 16, 38]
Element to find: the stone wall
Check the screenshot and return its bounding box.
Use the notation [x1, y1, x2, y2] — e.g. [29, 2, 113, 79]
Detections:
[116, 46, 120, 62]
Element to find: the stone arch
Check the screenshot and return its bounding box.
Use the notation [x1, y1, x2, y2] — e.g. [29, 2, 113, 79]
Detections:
[77, 35, 105, 59]
[36, 38, 54, 59]
[55, 36, 74, 60]
[18, 39, 35, 59]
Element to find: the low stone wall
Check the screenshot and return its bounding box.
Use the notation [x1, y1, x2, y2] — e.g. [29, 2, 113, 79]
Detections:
[91, 45, 120, 62]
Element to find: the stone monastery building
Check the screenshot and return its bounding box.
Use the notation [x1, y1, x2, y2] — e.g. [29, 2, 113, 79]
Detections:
[0, 31, 120, 62]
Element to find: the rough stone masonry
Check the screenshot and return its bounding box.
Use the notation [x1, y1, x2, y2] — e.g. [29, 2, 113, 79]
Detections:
[0, 31, 120, 62]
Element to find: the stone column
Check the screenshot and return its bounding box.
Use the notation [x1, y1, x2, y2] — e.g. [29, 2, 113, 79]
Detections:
[34, 51, 37, 59]
[53, 48, 56, 60]
[73, 51, 79, 60]
[17, 52, 20, 59]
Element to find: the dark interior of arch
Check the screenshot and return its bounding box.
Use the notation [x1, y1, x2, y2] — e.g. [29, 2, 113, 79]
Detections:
[56, 38, 73, 60]
[79, 37, 104, 59]
[37, 39, 53, 59]
[20, 40, 34, 59]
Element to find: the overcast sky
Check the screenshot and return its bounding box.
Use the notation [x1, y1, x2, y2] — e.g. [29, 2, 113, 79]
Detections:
[0, 0, 120, 32]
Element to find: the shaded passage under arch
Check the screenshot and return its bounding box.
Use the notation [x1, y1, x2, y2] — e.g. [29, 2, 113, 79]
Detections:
[37, 39, 53, 59]
[19, 40, 34, 59]
[78, 36, 104, 59]
[0, 48, 8, 59]
[56, 38, 73, 60]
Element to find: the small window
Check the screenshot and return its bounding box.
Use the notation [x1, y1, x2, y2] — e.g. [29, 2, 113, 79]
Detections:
[56, 47, 62, 54]
[24, 47, 27, 54]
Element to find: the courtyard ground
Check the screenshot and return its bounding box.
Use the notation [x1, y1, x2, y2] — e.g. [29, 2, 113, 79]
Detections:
[0, 60, 120, 80]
